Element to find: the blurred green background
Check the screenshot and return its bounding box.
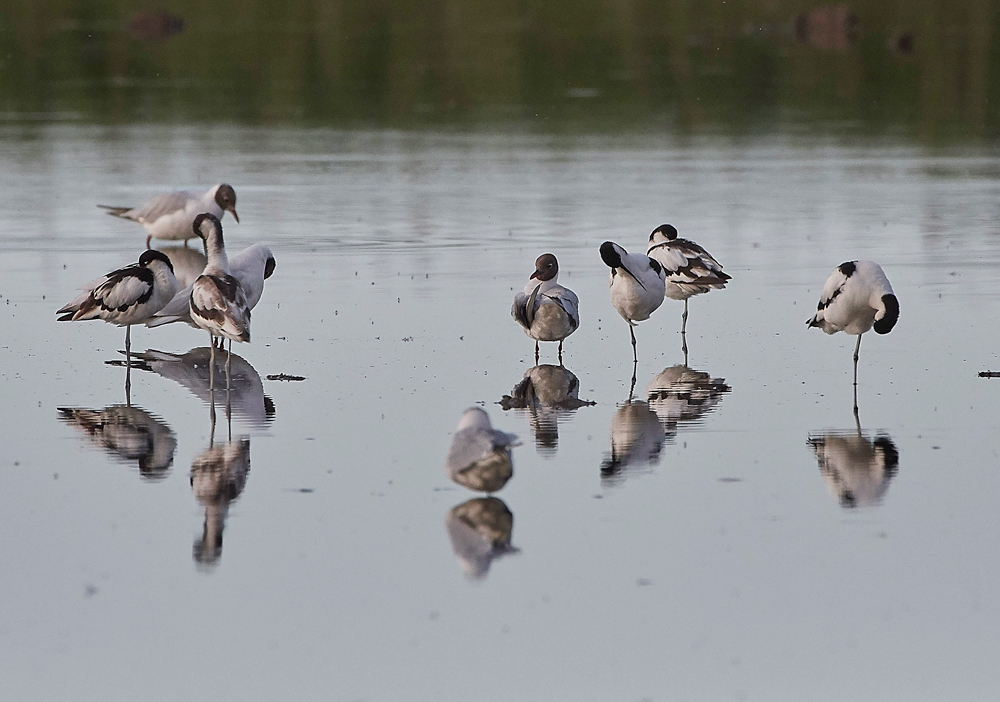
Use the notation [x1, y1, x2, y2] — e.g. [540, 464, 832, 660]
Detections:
[0, 0, 996, 139]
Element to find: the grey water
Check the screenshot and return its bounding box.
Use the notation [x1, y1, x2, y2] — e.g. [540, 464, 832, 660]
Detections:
[3, 124, 1000, 700]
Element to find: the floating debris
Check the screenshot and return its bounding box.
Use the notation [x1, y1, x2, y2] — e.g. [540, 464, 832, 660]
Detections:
[266, 373, 306, 381]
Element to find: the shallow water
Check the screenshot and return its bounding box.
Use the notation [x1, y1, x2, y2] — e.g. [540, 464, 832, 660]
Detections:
[4, 124, 1000, 699]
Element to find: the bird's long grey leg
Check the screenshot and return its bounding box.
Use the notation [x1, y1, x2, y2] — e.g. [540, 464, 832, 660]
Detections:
[629, 359, 638, 402]
[682, 299, 689, 333]
[630, 325, 637, 364]
[124, 325, 132, 400]
[558, 340, 564, 367]
[852, 334, 862, 415]
[209, 340, 216, 392]
[535, 341, 540, 365]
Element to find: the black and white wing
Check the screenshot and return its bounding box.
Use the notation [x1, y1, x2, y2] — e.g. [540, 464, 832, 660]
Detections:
[807, 261, 854, 332]
[57, 264, 154, 322]
[648, 238, 730, 286]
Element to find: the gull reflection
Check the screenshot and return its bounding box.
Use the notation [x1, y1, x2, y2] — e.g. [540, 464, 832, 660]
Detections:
[445, 497, 518, 579]
[500, 364, 595, 455]
[601, 399, 664, 485]
[131, 347, 275, 430]
[191, 392, 251, 569]
[645, 365, 730, 436]
[57, 405, 176, 480]
[807, 429, 899, 509]
[445, 407, 519, 492]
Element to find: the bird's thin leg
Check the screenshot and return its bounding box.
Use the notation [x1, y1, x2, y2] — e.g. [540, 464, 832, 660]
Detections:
[682, 299, 689, 334]
[145, 234, 152, 250]
[535, 341, 540, 365]
[854, 396, 862, 435]
[852, 334, 862, 415]
[124, 325, 132, 400]
[208, 383, 217, 448]
[558, 340, 564, 366]
[226, 340, 232, 395]
[682, 330, 689, 367]
[629, 359, 638, 402]
[209, 340, 216, 392]
[630, 325, 637, 364]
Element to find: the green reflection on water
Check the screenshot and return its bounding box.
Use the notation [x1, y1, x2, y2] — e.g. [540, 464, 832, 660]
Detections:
[1, 0, 998, 140]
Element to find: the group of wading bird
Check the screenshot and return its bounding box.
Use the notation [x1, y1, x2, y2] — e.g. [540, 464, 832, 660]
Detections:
[512, 225, 900, 391]
[56, 184, 275, 392]
[54, 182, 900, 406]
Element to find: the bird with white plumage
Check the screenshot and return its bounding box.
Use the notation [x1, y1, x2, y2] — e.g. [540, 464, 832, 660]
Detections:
[599, 241, 666, 363]
[807, 260, 899, 409]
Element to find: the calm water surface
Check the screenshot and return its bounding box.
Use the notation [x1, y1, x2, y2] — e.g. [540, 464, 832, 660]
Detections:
[3, 125, 1000, 700]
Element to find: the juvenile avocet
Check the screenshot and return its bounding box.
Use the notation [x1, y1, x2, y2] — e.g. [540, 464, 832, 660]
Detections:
[446, 407, 519, 493]
[511, 253, 579, 364]
[57, 249, 178, 368]
[646, 224, 730, 336]
[807, 260, 899, 402]
[599, 241, 666, 362]
[148, 243, 275, 334]
[99, 184, 239, 248]
[188, 213, 251, 383]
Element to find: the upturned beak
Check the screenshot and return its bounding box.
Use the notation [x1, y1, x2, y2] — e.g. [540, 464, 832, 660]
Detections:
[529, 270, 541, 280]
[229, 207, 240, 223]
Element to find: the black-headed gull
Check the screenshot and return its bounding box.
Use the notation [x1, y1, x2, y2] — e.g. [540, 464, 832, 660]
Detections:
[445, 407, 519, 493]
[148, 243, 275, 333]
[99, 183, 239, 248]
[57, 249, 178, 369]
[188, 214, 251, 382]
[511, 253, 580, 364]
[599, 241, 666, 362]
[646, 224, 730, 335]
[807, 260, 899, 403]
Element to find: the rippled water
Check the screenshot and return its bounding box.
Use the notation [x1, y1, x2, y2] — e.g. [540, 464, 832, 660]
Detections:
[4, 124, 1000, 699]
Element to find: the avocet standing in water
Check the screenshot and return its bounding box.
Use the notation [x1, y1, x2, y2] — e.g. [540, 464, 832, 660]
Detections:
[807, 260, 899, 403]
[511, 253, 580, 364]
[188, 213, 251, 384]
[599, 241, 666, 362]
[99, 184, 239, 248]
[57, 249, 178, 369]
[646, 224, 730, 335]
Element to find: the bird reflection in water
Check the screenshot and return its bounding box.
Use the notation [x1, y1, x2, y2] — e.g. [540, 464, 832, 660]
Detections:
[190, 386, 251, 570]
[808, 429, 899, 509]
[445, 497, 519, 579]
[645, 365, 730, 437]
[57, 404, 177, 480]
[445, 407, 519, 493]
[129, 347, 275, 430]
[601, 399, 664, 485]
[500, 364, 595, 455]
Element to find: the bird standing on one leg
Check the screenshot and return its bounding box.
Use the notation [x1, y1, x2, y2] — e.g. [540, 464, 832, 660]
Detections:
[511, 253, 580, 364]
[57, 249, 179, 393]
[646, 224, 730, 356]
[599, 241, 666, 363]
[807, 260, 899, 413]
[188, 213, 251, 390]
